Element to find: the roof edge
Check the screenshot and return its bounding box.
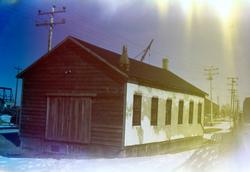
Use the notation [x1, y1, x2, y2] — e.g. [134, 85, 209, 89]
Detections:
[68, 36, 128, 78]
[17, 36, 72, 78]
[17, 35, 128, 79]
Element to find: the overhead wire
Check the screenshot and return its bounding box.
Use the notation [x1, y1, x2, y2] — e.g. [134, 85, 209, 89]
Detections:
[3, 1, 167, 61]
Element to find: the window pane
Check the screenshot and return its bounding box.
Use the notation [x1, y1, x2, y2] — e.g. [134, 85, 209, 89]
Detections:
[166, 99, 172, 125]
[189, 101, 194, 124]
[133, 95, 142, 126]
[151, 97, 158, 126]
[178, 100, 184, 124]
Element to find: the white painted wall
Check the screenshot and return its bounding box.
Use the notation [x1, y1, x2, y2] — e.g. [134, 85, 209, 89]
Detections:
[124, 83, 205, 146]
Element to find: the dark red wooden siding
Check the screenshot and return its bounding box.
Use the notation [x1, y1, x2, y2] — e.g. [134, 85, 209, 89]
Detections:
[20, 41, 125, 148]
[46, 96, 92, 144]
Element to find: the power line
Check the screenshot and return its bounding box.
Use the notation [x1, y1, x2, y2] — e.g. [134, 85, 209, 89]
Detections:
[204, 66, 219, 124]
[4, 3, 166, 59]
[23, 1, 166, 57]
[36, 5, 66, 52]
[133, 39, 154, 62]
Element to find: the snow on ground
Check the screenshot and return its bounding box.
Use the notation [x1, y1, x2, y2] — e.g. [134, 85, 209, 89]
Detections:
[203, 120, 231, 140]
[175, 123, 250, 172]
[203, 133, 213, 140]
[205, 120, 231, 132]
[2, 120, 248, 172]
[0, 150, 195, 172]
[210, 123, 250, 172]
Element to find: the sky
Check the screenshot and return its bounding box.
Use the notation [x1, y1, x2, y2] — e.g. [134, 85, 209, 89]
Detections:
[1, 0, 250, 106]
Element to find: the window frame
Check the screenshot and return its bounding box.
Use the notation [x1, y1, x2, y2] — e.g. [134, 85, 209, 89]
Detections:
[151, 97, 158, 126]
[189, 101, 194, 124]
[197, 102, 202, 124]
[132, 94, 142, 126]
[165, 99, 172, 125]
[178, 100, 184, 124]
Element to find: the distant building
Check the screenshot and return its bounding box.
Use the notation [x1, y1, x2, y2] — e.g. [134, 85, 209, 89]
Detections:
[204, 98, 220, 124]
[0, 87, 14, 112]
[243, 97, 250, 123]
[17, 36, 207, 155]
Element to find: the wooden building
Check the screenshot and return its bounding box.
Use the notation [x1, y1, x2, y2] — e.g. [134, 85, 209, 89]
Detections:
[17, 36, 207, 155]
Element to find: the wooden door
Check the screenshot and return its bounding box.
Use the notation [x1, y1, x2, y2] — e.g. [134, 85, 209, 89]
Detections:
[45, 96, 91, 143]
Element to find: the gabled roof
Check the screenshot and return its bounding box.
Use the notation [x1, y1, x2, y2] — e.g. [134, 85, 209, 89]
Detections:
[18, 36, 207, 97]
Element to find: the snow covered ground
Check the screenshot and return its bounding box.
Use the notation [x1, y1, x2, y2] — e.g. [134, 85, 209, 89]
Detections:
[0, 150, 195, 172]
[176, 122, 250, 172]
[1, 120, 250, 172]
[203, 120, 231, 140]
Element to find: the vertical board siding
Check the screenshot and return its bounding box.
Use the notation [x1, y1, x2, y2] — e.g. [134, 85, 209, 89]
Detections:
[46, 96, 91, 143]
[20, 42, 124, 148]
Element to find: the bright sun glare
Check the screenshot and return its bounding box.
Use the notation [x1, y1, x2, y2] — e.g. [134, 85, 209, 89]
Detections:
[98, 0, 246, 74]
[154, 0, 241, 74]
[208, 0, 235, 24]
[154, 0, 237, 24]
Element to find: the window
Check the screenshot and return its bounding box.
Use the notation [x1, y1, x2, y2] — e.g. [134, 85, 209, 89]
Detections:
[133, 94, 142, 126]
[178, 100, 184, 124]
[151, 97, 158, 126]
[189, 101, 194, 124]
[165, 99, 172, 125]
[198, 103, 202, 124]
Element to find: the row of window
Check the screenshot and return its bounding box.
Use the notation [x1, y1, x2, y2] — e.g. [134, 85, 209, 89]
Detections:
[132, 95, 202, 126]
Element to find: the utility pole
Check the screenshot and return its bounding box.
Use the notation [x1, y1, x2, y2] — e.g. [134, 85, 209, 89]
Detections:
[14, 66, 22, 107]
[36, 5, 66, 52]
[204, 66, 219, 125]
[228, 77, 238, 129]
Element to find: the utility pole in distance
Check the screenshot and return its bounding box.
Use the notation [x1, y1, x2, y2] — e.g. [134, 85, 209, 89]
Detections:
[36, 5, 66, 52]
[228, 77, 238, 129]
[14, 66, 22, 107]
[204, 66, 219, 125]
